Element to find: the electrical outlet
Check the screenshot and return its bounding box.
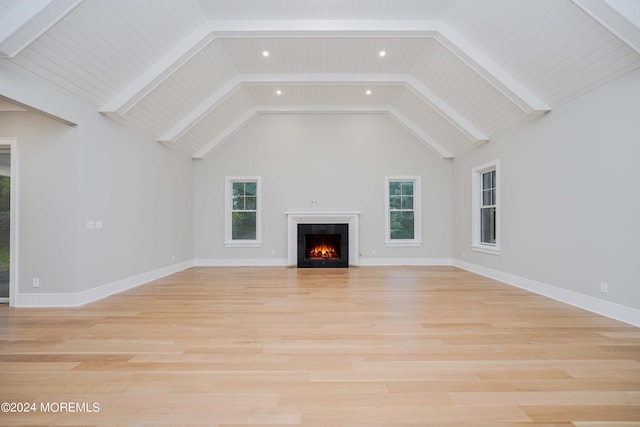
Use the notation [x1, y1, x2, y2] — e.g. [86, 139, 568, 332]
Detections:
[600, 282, 609, 293]
[32, 278, 40, 288]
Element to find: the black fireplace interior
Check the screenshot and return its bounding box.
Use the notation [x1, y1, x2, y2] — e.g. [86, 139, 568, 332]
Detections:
[297, 223, 349, 268]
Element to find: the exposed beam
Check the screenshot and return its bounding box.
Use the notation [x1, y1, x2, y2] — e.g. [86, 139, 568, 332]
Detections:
[0, 66, 78, 125]
[434, 25, 551, 115]
[160, 73, 486, 144]
[0, 0, 84, 58]
[403, 75, 489, 142]
[192, 107, 259, 159]
[110, 20, 548, 123]
[386, 107, 454, 159]
[158, 76, 242, 142]
[207, 20, 550, 114]
[192, 105, 454, 160]
[100, 24, 214, 115]
[571, 0, 640, 55]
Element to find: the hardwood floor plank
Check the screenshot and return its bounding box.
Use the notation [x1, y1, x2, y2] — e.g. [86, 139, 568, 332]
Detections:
[1, 266, 639, 425]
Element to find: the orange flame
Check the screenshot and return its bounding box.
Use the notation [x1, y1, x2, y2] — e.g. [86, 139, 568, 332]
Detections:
[308, 241, 338, 259]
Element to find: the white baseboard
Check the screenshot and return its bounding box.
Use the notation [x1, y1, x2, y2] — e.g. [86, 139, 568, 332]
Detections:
[18, 257, 636, 328]
[194, 258, 288, 267]
[358, 257, 453, 266]
[15, 260, 194, 308]
[194, 257, 453, 267]
[453, 259, 640, 328]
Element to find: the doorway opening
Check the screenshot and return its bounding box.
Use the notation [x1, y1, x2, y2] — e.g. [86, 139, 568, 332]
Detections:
[0, 138, 17, 306]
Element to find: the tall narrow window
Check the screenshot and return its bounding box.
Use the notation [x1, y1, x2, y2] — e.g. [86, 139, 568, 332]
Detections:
[480, 169, 496, 245]
[472, 161, 500, 254]
[385, 176, 421, 246]
[225, 177, 261, 246]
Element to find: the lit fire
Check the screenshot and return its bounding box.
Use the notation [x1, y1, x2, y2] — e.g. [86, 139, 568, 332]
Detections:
[308, 242, 338, 259]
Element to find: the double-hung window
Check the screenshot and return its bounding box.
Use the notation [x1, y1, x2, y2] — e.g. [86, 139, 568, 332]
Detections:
[385, 176, 421, 246]
[472, 160, 500, 254]
[225, 176, 261, 247]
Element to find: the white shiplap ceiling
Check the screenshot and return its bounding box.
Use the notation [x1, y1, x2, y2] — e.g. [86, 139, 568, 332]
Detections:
[1, 0, 639, 159]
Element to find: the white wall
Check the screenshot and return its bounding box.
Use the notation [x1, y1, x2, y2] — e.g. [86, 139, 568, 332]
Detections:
[452, 68, 640, 312]
[0, 71, 194, 304]
[194, 113, 452, 264]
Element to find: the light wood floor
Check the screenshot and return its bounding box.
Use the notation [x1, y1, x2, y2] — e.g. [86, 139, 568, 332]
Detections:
[1, 266, 639, 426]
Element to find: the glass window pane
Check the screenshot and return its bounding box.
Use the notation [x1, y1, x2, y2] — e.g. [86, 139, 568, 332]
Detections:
[389, 195, 401, 209]
[389, 181, 401, 196]
[482, 189, 491, 206]
[402, 195, 413, 210]
[401, 181, 413, 196]
[232, 196, 243, 210]
[390, 211, 415, 240]
[244, 182, 256, 196]
[233, 182, 245, 197]
[480, 207, 496, 244]
[232, 212, 256, 240]
[482, 172, 491, 190]
[245, 196, 256, 210]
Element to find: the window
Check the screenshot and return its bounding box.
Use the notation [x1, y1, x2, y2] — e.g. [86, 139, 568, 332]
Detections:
[472, 160, 500, 254]
[225, 177, 261, 246]
[385, 176, 421, 246]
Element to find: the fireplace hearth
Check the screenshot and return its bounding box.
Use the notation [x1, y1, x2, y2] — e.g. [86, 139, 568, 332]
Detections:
[297, 223, 349, 268]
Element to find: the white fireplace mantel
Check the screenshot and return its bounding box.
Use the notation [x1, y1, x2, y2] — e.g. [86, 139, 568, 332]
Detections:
[286, 211, 360, 266]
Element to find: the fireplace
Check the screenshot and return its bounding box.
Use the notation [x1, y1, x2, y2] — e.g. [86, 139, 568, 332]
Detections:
[297, 223, 349, 268]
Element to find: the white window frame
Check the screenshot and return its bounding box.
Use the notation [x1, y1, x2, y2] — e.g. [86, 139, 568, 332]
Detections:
[384, 175, 422, 246]
[225, 176, 262, 247]
[471, 160, 500, 255]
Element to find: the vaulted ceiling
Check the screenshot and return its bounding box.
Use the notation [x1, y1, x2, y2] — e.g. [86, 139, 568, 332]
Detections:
[1, 0, 639, 159]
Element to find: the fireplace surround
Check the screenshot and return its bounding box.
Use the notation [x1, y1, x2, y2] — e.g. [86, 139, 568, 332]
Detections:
[297, 223, 349, 268]
[285, 211, 360, 267]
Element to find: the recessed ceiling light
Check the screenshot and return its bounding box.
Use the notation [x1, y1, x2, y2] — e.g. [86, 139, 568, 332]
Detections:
[276, 90, 282, 95]
[262, 50, 269, 57]
[379, 50, 386, 57]
[365, 90, 372, 95]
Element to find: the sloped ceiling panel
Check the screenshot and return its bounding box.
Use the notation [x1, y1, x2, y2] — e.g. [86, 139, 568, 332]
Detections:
[444, 0, 640, 105]
[8, 0, 206, 106]
[392, 87, 473, 156]
[168, 86, 256, 156]
[125, 42, 237, 136]
[1, 0, 639, 159]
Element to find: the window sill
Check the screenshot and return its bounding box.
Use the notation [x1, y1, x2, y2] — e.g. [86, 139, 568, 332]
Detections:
[471, 245, 500, 256]
[225, 241, 262, 248]
[385, 240, 422, 247]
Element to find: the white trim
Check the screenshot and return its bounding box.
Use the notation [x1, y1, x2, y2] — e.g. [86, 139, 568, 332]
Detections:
[359, 258, 452, 266]
[453, 259, 640, 328]
[385, 176, 422, 246]
[472, 159, 500, 254]
[194, 258, 287, 267]
[14, 260, 193, 308]
[471, 245, 500, 256]
[225, 176, 262, 247]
